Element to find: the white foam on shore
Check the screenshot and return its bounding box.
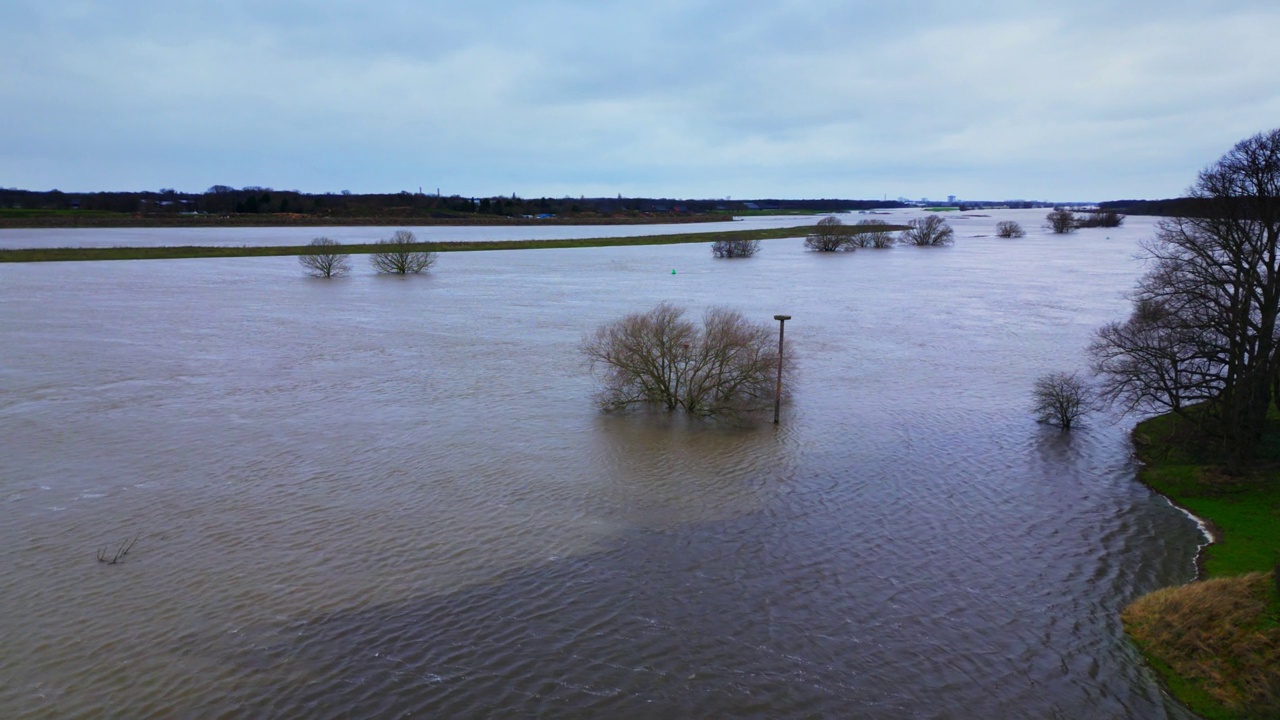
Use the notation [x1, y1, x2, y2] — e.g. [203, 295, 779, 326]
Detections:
[1165, 497, 1215, 576]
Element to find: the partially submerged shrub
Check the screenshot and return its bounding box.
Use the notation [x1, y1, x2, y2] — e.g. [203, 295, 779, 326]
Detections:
[581, 303, 791, 419]
[1076, 210, 1125, 228]
[711, 238, 761, 258]
[298, 237, 352, 278]
[1032, 371, 1094, 429]
[851, 219, 896, 248]
[900, 215, 955, 246]
[1045, 209, 1078, 234]
[370, 229, 436, 274]
[805, 216, 857, 252]
[995, 220, 1025, 238]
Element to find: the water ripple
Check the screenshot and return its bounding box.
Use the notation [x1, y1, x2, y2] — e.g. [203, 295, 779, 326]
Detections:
[0, 214, 1204, 719]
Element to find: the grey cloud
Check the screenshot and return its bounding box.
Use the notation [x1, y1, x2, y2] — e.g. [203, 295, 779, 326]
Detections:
[2, 0, 1278, 198]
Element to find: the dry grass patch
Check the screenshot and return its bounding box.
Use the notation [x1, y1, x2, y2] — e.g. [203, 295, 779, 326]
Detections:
[1123, 572, 1280, 718]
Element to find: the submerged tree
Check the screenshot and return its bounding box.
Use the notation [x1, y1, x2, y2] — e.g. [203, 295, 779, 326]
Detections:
[900, 215, 955, 246]
[1076, 210, 1125, 228]
[298, 237, 352, 278]
[850, 219, 897, 248]
[1045, 209, 1078, 234]
[711, 238, 761, 258]
[370, 229, 436, 274]
[1089, 127, 1280, 467]
[805, 216, 857, 252]
[1032, 372, 1094, 430]
[581, 303, 791, 419]
[995, 220, 1026, 238]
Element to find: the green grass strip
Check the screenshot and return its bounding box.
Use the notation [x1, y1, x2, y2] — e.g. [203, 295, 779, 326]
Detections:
[1132, 411, 1280, 578]
[1123, 411, 1280, 719]
[0, 224, 906, 263]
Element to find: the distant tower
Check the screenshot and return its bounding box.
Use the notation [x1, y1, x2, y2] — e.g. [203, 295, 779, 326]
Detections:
[947, 195, 956, 204]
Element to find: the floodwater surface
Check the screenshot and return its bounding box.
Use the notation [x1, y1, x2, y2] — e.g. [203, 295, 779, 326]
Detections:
[0, 210, 1204, 718]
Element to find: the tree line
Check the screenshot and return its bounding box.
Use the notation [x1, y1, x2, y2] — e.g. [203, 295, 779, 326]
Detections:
[720, 208, 1124, 258]
[0, 187, 910, 221]
[1027, 129, 1280, 469]
[1099, 197, 1227, 217]
[1088, 128, 1280, 468]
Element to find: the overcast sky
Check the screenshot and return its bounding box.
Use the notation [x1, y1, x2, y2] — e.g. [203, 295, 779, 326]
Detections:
[3, 1, 1278, 201]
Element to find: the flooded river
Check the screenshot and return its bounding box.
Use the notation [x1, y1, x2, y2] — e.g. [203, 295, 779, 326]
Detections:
[0, 210, 1204, 718]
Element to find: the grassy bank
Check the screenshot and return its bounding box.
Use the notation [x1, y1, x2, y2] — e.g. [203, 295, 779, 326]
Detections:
[1124, 412, 1280, 719]
[0, 224, 907, 263]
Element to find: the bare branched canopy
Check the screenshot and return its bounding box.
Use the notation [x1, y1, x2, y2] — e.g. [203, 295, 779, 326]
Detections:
[995, 220, 1026, 238]
[298, 237, 352, 278]
[1032, 372, 1094, 430]
[581, 303, 792, 419]
[851, 219, 897, 248]
[805, 216, 857, 252]
[1045, 209, 1078, 234]
[370, 229, 437, 274]
[1089, 299, 1217, 416]
[1089, 127, 1280, 465]
[711, 238, 761, 258]
[900, 215, 955, 246]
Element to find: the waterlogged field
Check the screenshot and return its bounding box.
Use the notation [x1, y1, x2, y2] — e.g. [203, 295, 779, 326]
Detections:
[0, 210, 1206, 718]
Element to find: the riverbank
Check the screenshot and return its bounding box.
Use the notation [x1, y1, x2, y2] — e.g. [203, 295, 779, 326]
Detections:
[0, 224, 875, 263]
[1123, 412, 1280, 719]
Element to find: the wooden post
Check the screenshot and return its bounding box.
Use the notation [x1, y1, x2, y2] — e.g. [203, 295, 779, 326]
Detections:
[773, 315, 790, 424]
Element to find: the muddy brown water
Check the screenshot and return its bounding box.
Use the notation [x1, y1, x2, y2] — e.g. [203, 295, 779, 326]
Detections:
[1, 210, 1204, 718]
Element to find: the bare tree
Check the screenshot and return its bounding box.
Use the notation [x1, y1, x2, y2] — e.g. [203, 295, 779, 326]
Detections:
[370, 229, 437, 274]
[298, 237, 352, 278]
[711, 238, 761, 258]
[1089, 128, 1280, 467]
[850, 219, 896, 248]
[995, 220, 1026, 238]
[1033, 372, 1093, 429]
[1045, 209, 1078, 234]
[900, 215, 955, 246]
[805, 216, 857, 252]
[581, 303, 791, 419]
[1089, 299, 1219, 417]
[96, 535, 139, 564]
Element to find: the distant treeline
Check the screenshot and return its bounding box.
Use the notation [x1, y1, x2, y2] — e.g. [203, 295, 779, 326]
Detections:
[1098, 198, 1213, 217]
[0, 186, 909, 223]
